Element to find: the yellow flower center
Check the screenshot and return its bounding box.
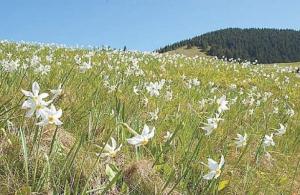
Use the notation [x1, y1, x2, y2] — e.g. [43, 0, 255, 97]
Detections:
[48, 115, 55, 123]
[215, 168, 222, 178]
[141, 138, 149, 145]
[110, 151, 117, 158]
[36, 104, 43, 110]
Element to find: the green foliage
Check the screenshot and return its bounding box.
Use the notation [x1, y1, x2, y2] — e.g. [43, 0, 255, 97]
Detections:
[158, 28, 300, 63]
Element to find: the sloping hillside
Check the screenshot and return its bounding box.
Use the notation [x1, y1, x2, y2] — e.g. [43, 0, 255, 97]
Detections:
[0, 41, 300, 194]
[165, 46, 208, 57]
[158, 28, 300, 63]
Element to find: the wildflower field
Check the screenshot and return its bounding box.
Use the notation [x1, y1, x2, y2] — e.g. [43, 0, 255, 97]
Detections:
[0, 40, 299, 194]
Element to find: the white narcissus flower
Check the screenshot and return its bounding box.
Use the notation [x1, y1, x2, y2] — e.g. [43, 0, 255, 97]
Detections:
[198, 99, 207, 109]
[273, 107, 279, 114]
[263, 134, 275, 147]
[163, 131, 173, 142]
[127, 124, 155, 147]
[133, 86, 140, 95]
[192, 78, 200, 86]
[34, 64, 51, 75]
[231, 97, 238, 104]
[99, 137, 122, 158]
[146, 82, 163, 97]
[201, 120, 218, 136]
[143, 97, 149, 107]
[203, 155, 225, 180]
[286, 108, 295, 117]
[235, 133, 247, 148]
[79, 60, 92, 73]
[37, 104, 63, 126]
[249, 109, 254, 115]
[274, 123, 286, 136]
[217, 95, 229, 113]
[165, 91, 173, 101]
[149, 108, 159, 121]
[201, 113, 222, 136]
[50, 83, 62, 99]
[209, 113, 223, 123]
[21, 82, 50, 117]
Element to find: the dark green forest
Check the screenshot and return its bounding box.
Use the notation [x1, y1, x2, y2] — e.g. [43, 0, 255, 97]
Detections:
[157, 28, 300, 63]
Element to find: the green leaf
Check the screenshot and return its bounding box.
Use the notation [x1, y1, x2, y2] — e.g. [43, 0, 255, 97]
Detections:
[105, 164, 117, 181]
[64, 180, 71, 195]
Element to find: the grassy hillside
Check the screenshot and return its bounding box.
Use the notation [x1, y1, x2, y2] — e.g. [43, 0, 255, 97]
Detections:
[165, 46, 209, 58]
[0, 41, 300, 194]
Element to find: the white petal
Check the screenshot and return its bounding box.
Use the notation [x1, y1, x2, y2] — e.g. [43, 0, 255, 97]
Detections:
[54, 119, 63, 126]
[32, 82, 40, 95]
[236, 134, 243, 139]
[39, 93, 49, 99]
[103, 144, 113, 152]
[36, 108, 47, 118]
[116, 144, 122, 152]
[146, 127, 155, 139]
[127, 136, 143, 145]
[21, 89, 33, 97]
[25, 108, 35, 117]
[111, 137, 117, 149]
[203, 171, 215, 180]
[36, 119, 47, 126]
[208, 158, 218, 170]
[50, 104, 56, 112]
[56, 109, 62, 118]
[142, 124, 150, 135]
[22, 100, 32, 109]
[99, 153, 109, 158]
[219, 155, 225, 168]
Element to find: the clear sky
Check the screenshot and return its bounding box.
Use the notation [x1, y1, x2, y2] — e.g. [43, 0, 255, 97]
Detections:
[1, 0, 300, 51]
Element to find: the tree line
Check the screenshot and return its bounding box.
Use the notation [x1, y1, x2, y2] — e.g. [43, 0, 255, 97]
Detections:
[157, 28, 300, 63]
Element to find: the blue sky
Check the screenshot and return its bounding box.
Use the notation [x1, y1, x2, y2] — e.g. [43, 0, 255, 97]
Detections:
[1, 0, 300, 51]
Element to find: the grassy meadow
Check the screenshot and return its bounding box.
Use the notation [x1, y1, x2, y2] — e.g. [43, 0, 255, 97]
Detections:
[0, 40, 299, 194]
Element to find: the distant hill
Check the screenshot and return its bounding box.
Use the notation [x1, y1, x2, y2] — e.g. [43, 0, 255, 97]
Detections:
[158, 28, 300, 63]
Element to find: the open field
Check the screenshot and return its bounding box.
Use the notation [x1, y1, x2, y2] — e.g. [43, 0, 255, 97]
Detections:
[0, 41, 300, 194]
[165, 46, 209, 58]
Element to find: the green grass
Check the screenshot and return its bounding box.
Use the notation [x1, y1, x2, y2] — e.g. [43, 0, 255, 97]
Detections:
[0, 41, 299, 194]
[165, 46, 209, 58]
